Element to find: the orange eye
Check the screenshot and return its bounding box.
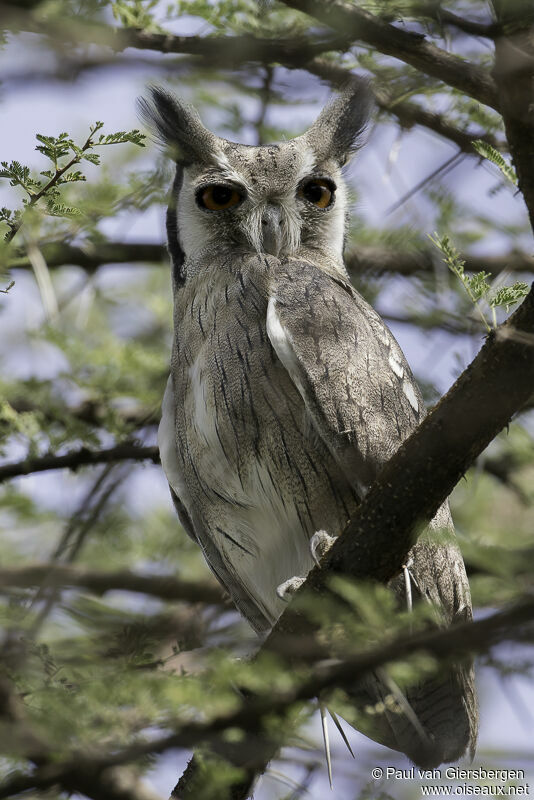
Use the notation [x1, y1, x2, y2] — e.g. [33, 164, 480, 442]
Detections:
[197, 184, 243, 211]
[298, 179, 334, 209]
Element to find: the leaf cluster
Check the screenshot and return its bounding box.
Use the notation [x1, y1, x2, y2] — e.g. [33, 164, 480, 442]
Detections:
[0, 122, 145, 241]
[429, 233, 529, 330]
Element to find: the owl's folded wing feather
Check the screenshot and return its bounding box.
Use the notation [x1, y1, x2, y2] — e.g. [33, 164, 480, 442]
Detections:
[159, 376, 273, 632]
[267, 259, 423, 488]
[267, 258, 477, 765]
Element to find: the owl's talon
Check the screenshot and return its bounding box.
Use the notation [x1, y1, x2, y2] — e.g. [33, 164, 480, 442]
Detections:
[276, 575, 306, 600]
[310, 530, 337, 567]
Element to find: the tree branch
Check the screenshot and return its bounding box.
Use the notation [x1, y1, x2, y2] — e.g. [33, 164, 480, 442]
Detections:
[0, 563, 224, 605]
[411, 2, 499, 38]
[283, 55, 505, 155]
[10, 240, 532, 276]
[281, 0, 500, 109]
[2, 5, 352, 72]
[8, 396, 158, 430]
[372, 86, 504, 154]
[345, 246, 534, 277]
[118, 29, 353, 68]
[2, 595, 533, 800]
[4, 5, 505, 157]
[492, 2, 534, 232]
[9, 241, 166, 272]
[0, 442, 159, 483]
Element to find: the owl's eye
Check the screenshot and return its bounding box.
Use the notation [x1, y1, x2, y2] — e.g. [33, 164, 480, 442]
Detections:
[197, 184, 243, 211]
[298, 179, 335, 209]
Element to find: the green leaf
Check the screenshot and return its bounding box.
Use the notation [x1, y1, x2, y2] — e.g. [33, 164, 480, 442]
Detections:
[489, 283, 530, 312]
[429, 232, 491, 331]
[97, 129, 146, 147]
[430, 232, 530, 328]
[46, 202, 81, 217]
[472, 140, 518, 186]
[35, 131, 75, 164]
[57, 171, 87, 184]
[82, 153, 101, 165]
[466, 270, 491, 301]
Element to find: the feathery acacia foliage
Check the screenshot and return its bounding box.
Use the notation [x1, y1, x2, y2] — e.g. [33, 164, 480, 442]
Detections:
[0, 2, 533, 799]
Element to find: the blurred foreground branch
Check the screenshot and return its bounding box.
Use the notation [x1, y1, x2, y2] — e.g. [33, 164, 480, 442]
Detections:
[0, 563, 224, 605]
[10, 241, 533, 276]
[2, 594, 534, 800]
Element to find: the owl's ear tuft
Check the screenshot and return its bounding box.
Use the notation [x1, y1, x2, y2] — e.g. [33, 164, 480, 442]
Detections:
[304, 78, 374, 166]
[138, 86, 222, 166]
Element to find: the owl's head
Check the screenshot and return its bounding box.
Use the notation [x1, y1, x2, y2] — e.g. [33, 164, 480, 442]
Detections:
[139, 82, 371, 276]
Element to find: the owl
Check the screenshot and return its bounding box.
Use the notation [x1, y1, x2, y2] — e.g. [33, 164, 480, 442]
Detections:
[140, 82, 478, 770]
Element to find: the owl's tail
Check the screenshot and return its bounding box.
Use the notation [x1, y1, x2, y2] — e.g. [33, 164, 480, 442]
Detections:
[332, 537, 478, 768]
[352, 661, 478, 767]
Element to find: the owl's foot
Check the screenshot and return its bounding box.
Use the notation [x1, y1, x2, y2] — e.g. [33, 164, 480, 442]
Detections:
[276, 575, 306, 600]
[310, 529, 338, 567]
[276, 530, 338, 601]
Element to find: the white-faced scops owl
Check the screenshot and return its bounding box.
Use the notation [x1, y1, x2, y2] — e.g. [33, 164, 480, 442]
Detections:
[140, 82, 478, 769]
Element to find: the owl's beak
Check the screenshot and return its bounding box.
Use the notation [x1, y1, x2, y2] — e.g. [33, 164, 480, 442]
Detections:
[261, 205, 283, 257]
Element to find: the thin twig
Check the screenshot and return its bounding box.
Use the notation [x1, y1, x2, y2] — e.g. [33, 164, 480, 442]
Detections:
[0, 442, 159, 483]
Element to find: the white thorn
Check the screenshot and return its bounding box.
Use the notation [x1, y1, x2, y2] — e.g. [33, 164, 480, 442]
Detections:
[329, 710, 355, 758]
[403, 564, 413, 613]
[320, 702, 333, 789]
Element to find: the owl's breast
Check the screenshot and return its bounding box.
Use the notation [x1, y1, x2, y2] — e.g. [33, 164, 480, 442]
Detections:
[169, 257, 359, 627]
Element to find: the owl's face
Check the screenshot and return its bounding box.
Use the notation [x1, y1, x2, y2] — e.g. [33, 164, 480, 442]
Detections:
[140, 82, 371, 269]
[177, 140, 347, 261]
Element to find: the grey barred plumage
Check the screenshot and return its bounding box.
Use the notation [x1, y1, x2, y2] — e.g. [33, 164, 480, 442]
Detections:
[141, 81, 478, 769]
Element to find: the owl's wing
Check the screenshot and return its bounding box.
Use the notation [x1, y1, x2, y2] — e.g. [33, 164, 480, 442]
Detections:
[266, 259, 423, 492]
[159, 377, 271, 631]
[266, 259, 471, 614]
[267, 259, 477, 765]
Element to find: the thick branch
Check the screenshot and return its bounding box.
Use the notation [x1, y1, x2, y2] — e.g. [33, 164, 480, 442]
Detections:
[0, 442, 159, 483]
[281, 0, 500, 109]
[0, 564, 224, 605]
